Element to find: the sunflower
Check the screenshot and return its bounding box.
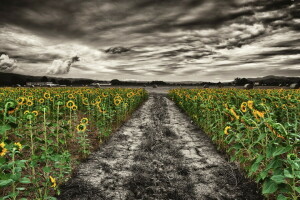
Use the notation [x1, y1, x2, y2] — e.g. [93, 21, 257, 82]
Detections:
[76, 124, 87, 132]
[17, 97, 25, 105]
[82, 98, 89, 105]
[97, 105, 107, 113]
[0, 142, 8, 157]
[80, 118, 89, 124]
[247, 100, 254, 110]
[39, 98, 45, 104]
[102, 92, 108, 98]
[68, 94, 75, 99]
[24, 112, 35, 120]
[127, 92, 134, 98]
[66, 100, 75, 108]
[14, 142, 22, 151]
[224, 126, 231, 135]
[24, 110, 30, 115]
[240, 102, 247, 112]
[27, 100, 33, 107]
[49, 176, 57, 188]
[229, 108, 240, 120]
[256, 110, 265, 118]
[28, 96, 34, 101]
[32, 110, 39, 116]
[114, 98, 122, 106]
[44, 92, 51, 99]
[72, 105, 78, 111]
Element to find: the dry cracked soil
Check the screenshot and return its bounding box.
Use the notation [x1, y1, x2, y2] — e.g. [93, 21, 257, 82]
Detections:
[58, 92, 264, 200]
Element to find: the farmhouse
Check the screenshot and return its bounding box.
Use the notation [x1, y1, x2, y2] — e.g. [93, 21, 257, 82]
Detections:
[26, 82, 59, 87]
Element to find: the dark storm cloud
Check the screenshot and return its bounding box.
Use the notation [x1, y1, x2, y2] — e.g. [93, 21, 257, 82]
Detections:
[12, 53, 62, 63]
[0, 0, 299, 80]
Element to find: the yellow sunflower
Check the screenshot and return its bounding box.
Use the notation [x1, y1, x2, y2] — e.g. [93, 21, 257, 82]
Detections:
[76, 124, 87, 132]
[0, 142, 8, 157]
[224, 126, 231, 135]
[44, 92, 51, 99]
[80, 118, 89, 124]
[27, 100, 33, 107]
[114, 98, 122, 106]
[32, 110, 39, 116]
[247, 100, 254, 110]
[229, 108, 240, 120]
[240, 102, 247, 112]
[14, 142, 22, 151]
[49, 176, 57, 188]
[66, 100, 75, 108]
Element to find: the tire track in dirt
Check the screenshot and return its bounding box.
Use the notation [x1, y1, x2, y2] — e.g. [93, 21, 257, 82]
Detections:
[126, 94, 196, 200]
[126, 94, 263, 200]
[164, 97, 263, 200]
[58, 96, 154, 200]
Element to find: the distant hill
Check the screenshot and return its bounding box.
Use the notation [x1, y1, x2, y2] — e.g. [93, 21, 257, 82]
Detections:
[0, 72, 299, 87]
[0, 72, 107, 86]
[247, 75, 300, 85]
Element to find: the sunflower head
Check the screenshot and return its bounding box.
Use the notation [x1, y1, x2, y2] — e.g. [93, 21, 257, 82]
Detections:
[76, 124, 87, 132]
[66, 100, 75, 108]
[27, 100, 33, 107]
[24, 112, 35, 120]
[44, 92, 51, 99]
[247, 100, 254, 110]
[114, 98, 122, 106]
[224, 126, 231, 135]
[32, 110, 39, 116]
[240, 102, 247, 112]
[80, 118, 89, 124]
[0, 142, 8, 157]
[49, 176, 57, 188]
[72, 105, 78, 111]
[14, 142, 22, 151]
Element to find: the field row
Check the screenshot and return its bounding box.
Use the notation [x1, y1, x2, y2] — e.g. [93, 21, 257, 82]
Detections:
[169, 88, 299, 200]
[0, 87, 148, 199]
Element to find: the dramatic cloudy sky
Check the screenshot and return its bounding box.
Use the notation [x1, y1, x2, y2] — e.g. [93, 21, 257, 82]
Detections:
[0, 0, 299, 81]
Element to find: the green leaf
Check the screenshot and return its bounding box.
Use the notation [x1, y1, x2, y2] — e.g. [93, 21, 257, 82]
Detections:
[266, 158, 283, 171]
[6, 115, 17, 123]
[0, 124, 11, 134]
[273, 146, 292, 157]
[283, 169, 294, 178]
[277, 194, 288, 200]
[43, 166, 51, 173]
[19, 177, 31, 184]
[271, 175, 285, 184]
[266, 144, 275, 158]
[0, 179, 13, 187]
[255, 133, 267, 143]
[295, 187, 300, 194]
[262, 179, 278, 194]
[258, 170, 268, 181]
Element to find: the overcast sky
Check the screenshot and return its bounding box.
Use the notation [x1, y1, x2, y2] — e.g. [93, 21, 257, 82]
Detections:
[0, 0, 299, 82]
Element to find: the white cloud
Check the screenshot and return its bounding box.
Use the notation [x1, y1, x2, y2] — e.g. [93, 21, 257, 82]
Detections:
[0, 54, 17, 72]
[46, 56, 79, 75]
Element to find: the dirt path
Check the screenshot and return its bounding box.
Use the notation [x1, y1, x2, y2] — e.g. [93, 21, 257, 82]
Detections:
[58, 93, 263, 200]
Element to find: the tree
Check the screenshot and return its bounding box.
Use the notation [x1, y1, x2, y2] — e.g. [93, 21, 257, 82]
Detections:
[111, 79, 121, 85]
[41, 76, 48, 82]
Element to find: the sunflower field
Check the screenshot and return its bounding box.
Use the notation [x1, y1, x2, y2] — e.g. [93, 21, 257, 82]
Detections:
[0, 87, 148, 199]
[169, 88, 299, 200]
